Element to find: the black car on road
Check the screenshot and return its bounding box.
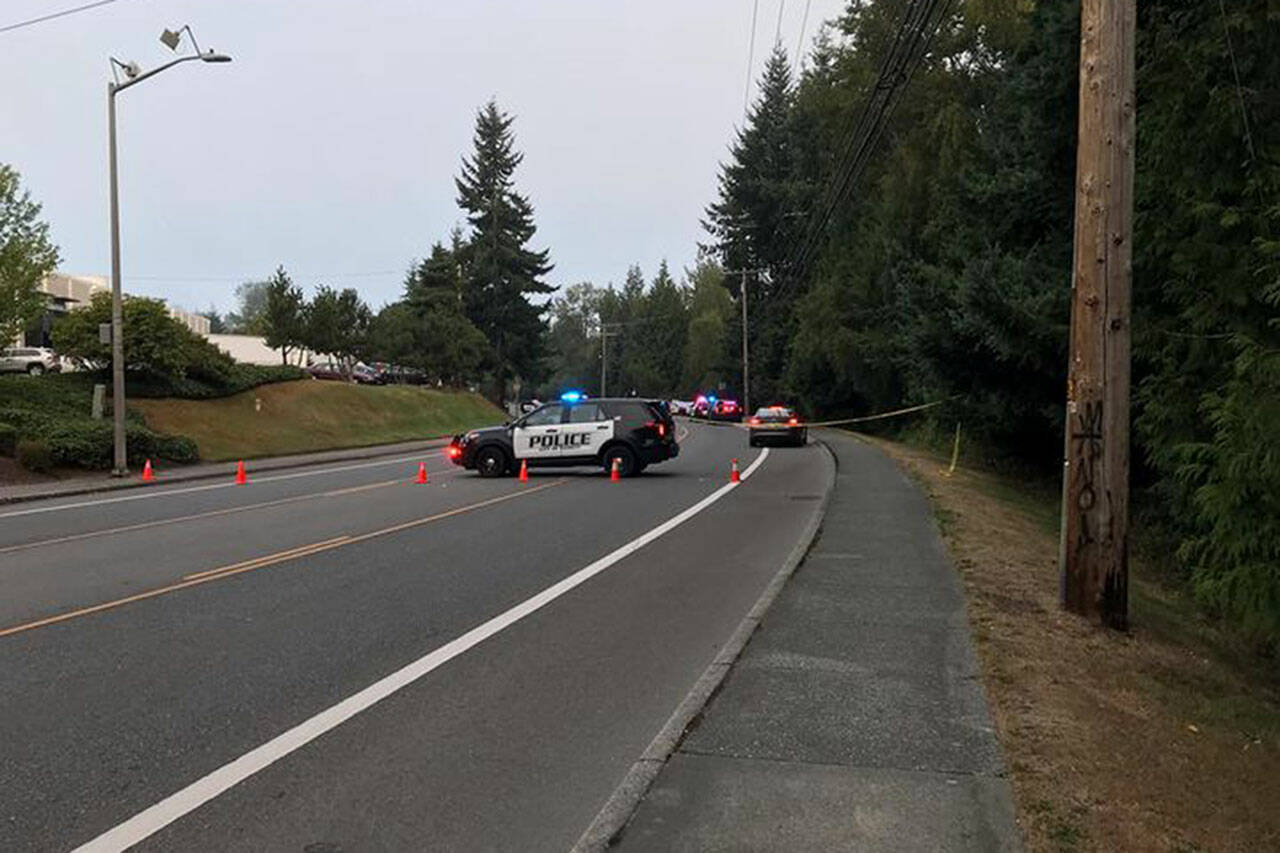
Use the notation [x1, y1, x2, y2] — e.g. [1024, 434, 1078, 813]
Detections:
[448, 396, 679, 477]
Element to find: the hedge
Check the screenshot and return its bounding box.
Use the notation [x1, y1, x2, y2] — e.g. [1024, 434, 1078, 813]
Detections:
[0, 365, 303, 469]
[0, 422, 17, 457]
[125, 364, 307, 399]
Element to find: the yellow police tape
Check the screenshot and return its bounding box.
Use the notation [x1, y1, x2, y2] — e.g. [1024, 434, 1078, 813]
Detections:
[797, 399, 945, 428]
[694, 399, 947, 430]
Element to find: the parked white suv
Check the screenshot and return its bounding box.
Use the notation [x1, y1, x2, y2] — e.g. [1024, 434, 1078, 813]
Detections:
[0, 347, 62, 375]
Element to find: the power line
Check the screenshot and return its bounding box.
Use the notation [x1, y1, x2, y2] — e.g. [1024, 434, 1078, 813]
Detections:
[124, 269, 404, 282]
[1217, 0, 1256, 164]
[778, 0, 954, 297]
[774, 0, 786, 45]
[742, 0, 761, 115]
[794, 0, 812, 74]
[0, 0, 122, 35]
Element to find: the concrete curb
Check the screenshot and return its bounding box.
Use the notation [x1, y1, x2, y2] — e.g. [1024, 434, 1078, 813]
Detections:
[571, 437, 839, 852]
[0, 437, 451, 506]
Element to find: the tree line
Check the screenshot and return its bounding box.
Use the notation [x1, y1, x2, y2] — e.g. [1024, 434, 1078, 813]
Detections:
[542, 258, 739, 401]
[691, 0, 1279, 650]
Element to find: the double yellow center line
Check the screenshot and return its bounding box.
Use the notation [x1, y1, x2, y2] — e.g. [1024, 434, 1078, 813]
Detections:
[0, 480, 564, 640]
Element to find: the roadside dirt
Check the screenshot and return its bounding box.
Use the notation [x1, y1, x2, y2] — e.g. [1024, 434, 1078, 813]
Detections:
[864, 434, 1280, 853]
[0, 457, 59, 486]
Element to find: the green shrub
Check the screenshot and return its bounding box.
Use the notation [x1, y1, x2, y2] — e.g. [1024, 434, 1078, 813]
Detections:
[0, 352, 300, 470]
[126, 364, 306, 399]
[51, 292, 237, 380]
[0, 373, 95, 418]
[16, 438, 53, 472]
[32, 420, 199, 469]
[0, 422, 17, 456]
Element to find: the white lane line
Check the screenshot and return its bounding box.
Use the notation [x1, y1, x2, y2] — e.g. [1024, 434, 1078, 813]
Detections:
[73, 448, 770, 853]
[0, 453, 449, 520]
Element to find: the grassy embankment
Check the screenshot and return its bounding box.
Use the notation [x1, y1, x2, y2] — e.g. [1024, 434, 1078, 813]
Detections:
[857, 432, 1280, 852]
[132, 379, 503, 462]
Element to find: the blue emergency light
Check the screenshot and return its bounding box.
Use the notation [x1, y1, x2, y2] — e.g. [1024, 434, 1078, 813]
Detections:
[560, 390, 586, 404]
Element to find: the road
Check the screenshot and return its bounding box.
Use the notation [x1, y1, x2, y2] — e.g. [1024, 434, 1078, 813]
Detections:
[0, 420, 830, 851]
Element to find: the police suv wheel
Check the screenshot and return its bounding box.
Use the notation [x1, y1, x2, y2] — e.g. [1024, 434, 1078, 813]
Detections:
[603, 445, 638, 477]
[475, 446, 509, 478]
[27, 364, 44, 376]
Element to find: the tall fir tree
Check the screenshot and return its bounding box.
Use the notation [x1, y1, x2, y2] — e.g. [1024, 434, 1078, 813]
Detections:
[704, 46, 810, 402]
[455, 100, 554, 402]
[704, 47, 806, 290]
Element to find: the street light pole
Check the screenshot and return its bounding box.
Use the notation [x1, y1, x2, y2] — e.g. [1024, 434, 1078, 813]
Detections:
[104, 29, 231, 476]
[107, 82, 126, 476]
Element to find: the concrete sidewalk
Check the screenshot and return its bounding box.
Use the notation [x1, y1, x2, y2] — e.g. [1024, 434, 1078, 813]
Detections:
[0, 437, 450, 505]
[613, 430, 1020, 851]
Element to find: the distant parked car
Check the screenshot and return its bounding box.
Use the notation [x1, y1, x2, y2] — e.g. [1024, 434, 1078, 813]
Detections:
[0, 347, 61, 375]
[669, 399, 694, 416]
[708, 399, 743, 422]
[351, 363, 386, 385]
[307, 361, 346, 381]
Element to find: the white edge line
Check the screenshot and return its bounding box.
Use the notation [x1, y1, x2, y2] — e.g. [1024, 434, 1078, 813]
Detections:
[72, 447, 770, 853]
[0, 453, 441, 520]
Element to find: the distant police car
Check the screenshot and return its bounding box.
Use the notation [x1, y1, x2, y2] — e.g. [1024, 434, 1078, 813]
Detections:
[448, 393, 679, 478]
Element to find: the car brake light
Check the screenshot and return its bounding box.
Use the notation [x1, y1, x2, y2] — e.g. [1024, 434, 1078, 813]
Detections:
[789, 417, 799, 425]
[447, 446, 460, 458]
[749, 417, 761, 425]
[645, 420, 667, 437]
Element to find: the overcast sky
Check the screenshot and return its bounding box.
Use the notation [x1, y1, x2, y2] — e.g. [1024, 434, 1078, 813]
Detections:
[2, 0, 845, 315]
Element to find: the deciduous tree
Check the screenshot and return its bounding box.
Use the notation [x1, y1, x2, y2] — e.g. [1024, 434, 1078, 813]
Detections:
[0, 164, 60, 344]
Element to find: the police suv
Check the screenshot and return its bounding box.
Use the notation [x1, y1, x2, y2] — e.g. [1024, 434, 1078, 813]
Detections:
[447, 393, 678, 478]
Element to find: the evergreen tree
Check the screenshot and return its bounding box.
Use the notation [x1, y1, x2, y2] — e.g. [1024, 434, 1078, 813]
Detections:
[704, 46, 810, 403]
[403, 243, 489, 384]
[261, 266, 306, 365]
[682, 259, 737, 392]
[455, 99, 554, 402]
[705, 47, 806, 289]
[645, 260, 690, 396]
[545, 282, 603, 395]
[226, 280, 270, 334]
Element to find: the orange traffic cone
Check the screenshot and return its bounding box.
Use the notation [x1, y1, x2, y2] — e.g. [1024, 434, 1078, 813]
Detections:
[730, 458, 740, 483]
[416, 461, 428, 484]
[141, 459, 154, 482]
[235, 460, 247, 485]
[610, 457, 621, 482]
[519, 459, 528, 482]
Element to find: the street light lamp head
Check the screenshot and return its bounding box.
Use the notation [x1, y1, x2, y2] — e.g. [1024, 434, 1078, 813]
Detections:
[201, 51, 232, 63]
[159, 28, 182, 50]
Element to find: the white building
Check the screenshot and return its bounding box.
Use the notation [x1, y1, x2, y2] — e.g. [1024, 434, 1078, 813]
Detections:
[14, 272, 211, 346]
[207, 334, 312, 366]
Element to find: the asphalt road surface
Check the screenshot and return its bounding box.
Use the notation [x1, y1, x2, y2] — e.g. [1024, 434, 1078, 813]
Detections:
[0, 420, 830, 852]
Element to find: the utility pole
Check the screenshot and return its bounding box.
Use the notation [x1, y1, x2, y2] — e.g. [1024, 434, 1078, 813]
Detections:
[741, 271, 750, 416]
[600, 322, 619, 397]
[1059, 0, 1135, 630]
[726, 268, 766, 414]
